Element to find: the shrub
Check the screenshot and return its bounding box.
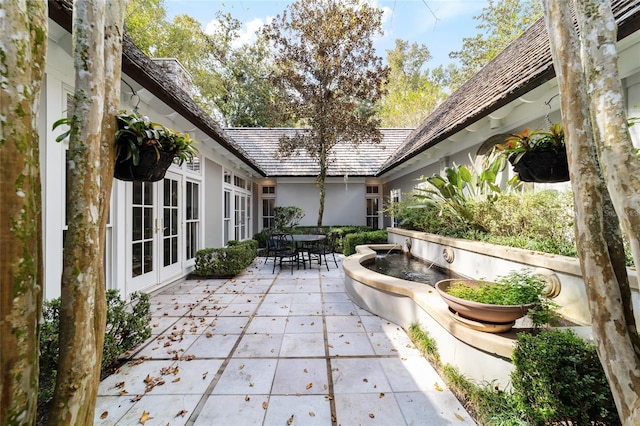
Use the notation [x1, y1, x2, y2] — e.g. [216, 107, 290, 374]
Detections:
[342, 229, 388, 256]
[274, 206, 305, 230]
[511, 329, 619, 425]
[193, 239, 258, 277]
[102, 290, 152, 370]
[329, 226, 373, 253]
[39, 291, 151, 408]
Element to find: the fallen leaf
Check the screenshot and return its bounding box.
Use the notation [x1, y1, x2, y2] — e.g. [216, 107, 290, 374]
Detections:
[454, 413, 465, 421]
[176, 409, 188, 417]
[379, 392, 385, 398]
[309, 412, 315, 417]
[369, 413, 375, 418]
[262, 401, 268, 410]
[363, 378, 368, 383]
[172, 377, 181, 383]
[287, 414, 295, 425]
[119, 390, 129, 395]
[303, 368, 309, 373]
[139, 411, 153, 424]
[238, 364, 245, 370]
[114, 381, 125, 389]
[245, 395, 250, 401]
[434, 382, 443, 392]
[202, 371, 208, 379]
[131, 395, 143, 402]
[306, 382, 313, 389]
[100, 411, 108, 419]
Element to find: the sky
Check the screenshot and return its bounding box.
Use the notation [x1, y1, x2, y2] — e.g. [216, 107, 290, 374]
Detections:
[163, 0, 490, 69]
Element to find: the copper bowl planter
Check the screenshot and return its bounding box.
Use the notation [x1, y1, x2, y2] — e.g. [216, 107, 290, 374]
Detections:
[435, 279, 534, 325]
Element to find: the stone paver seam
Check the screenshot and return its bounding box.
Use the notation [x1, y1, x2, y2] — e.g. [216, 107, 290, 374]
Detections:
[185, 274, 277, 425]
[319, 271, 339, 426]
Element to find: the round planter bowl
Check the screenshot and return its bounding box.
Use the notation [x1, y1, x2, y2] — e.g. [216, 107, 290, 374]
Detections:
[435, 279, 534, 324]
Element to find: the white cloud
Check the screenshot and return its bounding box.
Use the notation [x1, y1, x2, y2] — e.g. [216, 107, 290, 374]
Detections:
[204, 16, 272, 49]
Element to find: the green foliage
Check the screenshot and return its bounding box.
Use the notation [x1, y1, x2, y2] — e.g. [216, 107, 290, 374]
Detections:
[52, 110, 199, 166]
[495, 123, 565, 164]
[193, 240, 258, 277]
[38, 298, 60, 406]
[446, 271, 557, 327]
[446, 0, 542, 90]
[274, 206, 305, 230]
[407, 153, 518, 227]
[378, 39, 447, 127]
[126, 5, 284, 127]
[102, 291, 152, 370]
[408, 323, 440, 366]
[342, 230, 388, 256]
[38, 291, 151, 408]
[511, 330, 620, 425]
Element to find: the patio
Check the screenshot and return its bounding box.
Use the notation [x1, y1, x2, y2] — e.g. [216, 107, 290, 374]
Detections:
[94, 256, 475, 425]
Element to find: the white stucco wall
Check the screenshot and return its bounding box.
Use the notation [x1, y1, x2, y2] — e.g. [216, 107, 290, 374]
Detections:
[276, 178, 367, 226]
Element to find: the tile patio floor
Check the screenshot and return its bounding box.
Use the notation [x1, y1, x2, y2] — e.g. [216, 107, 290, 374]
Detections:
[95, 256, 476, 425]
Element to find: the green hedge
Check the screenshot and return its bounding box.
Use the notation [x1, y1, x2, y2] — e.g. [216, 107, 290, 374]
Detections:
[193, 239, 258, 277]
[342, 229, 388, 256]
[511, 329, 619, 425]
[39, 290, 151, 409]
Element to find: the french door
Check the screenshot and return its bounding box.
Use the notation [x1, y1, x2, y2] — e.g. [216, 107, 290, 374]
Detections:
[128, 171, 183, 293]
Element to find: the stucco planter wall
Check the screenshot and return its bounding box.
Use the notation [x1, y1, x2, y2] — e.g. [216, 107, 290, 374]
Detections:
[387, 228, 640, 328]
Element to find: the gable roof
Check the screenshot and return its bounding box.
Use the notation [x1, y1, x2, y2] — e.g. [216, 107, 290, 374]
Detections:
[376, 0, 640, 176]
[225, 128, 412, 177]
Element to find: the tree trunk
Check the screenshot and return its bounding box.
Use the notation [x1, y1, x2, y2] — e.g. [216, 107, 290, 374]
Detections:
[48, 1, 127, 424]
[0, 1, 47, 424]
[316, 139, 327, 227]
[542, 1, 640, 422]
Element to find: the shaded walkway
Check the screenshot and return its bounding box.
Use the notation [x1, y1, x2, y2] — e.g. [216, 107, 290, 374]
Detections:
[95, 257, 476, 425]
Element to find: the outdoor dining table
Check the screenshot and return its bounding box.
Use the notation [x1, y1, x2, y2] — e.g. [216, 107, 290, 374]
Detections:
[291, 234, 326, 268]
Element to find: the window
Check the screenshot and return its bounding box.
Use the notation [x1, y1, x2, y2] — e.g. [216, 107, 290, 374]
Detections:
[132, 181, 154, 277]
[223, 190, 231, 245]
[186, 156, 201, 173]
[263, 198, 276, 229]
[185, 181, 200, 260]
[262, 186, 275, 194]
[365, 185, 381, 230]
[390, 189, 401, 228]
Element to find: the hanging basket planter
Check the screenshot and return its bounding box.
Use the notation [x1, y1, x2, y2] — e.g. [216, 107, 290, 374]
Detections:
[114, 146, 176, 182]
[496, 123, 569, 183]
[509, 148, 570, 183]
[113, 110, 198, 183]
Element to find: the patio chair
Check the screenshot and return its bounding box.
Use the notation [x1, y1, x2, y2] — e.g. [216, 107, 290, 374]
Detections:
[308, 232, 338, 271]
[270, 233, 302, 274]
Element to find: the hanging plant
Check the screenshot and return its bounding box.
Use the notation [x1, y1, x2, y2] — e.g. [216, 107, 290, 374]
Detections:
[53, 110, 198, 182]
[494, 123, 569, 183]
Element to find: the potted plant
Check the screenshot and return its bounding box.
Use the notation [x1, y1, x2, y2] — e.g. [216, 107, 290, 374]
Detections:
[435, 271, 557, 331]
[495, 123, 569, 183]
[53, 110, 198, 182]
[112, 110, 198, 181]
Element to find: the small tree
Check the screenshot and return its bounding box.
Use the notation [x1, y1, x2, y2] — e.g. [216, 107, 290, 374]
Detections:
[262, 0, 388, 226]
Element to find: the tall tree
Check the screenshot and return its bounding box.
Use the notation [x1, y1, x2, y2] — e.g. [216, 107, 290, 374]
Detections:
[48, 1, 128, 424]
[379, 39, 447, 128]
[262, 0, 388, 226]
[448, 0, 541, 90]
[0, 1, 47, 423]
[125, 8, 282, 127]
[124, 0, 168, 54]
[541, 0, 640, 422]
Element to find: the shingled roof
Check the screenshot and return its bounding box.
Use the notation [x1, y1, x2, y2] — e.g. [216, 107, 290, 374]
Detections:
[225, 128, 412, 177]
[376, 0, 640, 176]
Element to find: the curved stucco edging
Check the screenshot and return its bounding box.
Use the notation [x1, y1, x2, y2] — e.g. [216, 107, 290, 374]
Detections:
[343, 244, 518, 387]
